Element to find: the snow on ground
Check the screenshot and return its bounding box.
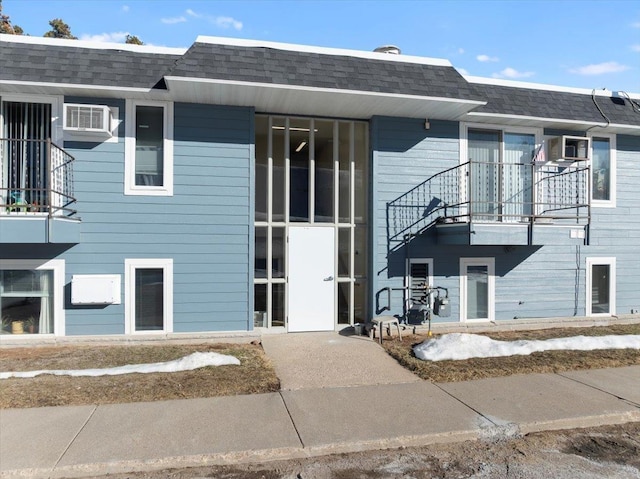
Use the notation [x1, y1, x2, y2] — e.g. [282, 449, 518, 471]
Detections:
[413, 333, 640, 362]
[0, 351, 240, 379]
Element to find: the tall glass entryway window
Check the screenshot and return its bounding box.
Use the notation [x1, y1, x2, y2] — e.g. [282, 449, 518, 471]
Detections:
[254, 116, 368, 330]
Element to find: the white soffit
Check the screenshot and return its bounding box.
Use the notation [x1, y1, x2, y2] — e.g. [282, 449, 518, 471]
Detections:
[164, 77, 485, 120]
[464, 112, 640, 135]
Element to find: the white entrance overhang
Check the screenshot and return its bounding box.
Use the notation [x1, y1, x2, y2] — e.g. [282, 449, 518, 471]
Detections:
[164, 76, 486, 120]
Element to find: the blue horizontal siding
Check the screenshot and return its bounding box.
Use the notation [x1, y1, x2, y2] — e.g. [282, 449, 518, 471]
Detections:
[371, 117, 640, 322]
[54, 99, 254, 335]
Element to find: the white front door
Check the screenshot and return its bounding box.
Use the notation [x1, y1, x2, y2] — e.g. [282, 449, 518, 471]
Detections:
[288, 226, 335, 332]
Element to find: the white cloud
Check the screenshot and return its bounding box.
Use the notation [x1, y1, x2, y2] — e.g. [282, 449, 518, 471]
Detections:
[476, 54, 499, 62]
[161, 16, 187, 24]
[569, 61, 630, 75]
[186, 8, 202, 18]
[458, 48, 465, 54]
[80, 31, 129, 43]
[164, 10, 243, 31]
[122, 5, 129, 13]
[632, 21, 640, 28]
[457, 67, 469, 75]
[632, 44, 640, 52]
[211, 16, 243, 30]
[492, 67, 535, 79]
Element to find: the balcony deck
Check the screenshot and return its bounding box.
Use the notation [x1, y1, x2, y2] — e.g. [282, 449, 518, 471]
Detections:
[0, 138, 80, 244]
[387, 160, 591, 248]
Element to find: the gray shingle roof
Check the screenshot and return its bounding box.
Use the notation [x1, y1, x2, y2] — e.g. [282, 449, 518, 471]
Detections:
[2, 38, 638, 128]
[471, 83, 640, 127]
[166, 43, 484, 101]
[0, 41, 180, 89]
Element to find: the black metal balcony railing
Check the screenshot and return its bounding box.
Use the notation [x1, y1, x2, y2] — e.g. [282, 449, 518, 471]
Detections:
[0, 138, 77, 217]
[387, 160, 590, 244]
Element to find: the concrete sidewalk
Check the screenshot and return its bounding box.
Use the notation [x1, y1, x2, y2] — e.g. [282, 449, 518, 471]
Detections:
[1, 334, 639, 478]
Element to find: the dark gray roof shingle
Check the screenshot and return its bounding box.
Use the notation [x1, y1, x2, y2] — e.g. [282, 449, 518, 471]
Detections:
[471, 83, 640, 127]
[0, 42, 180, 89]
[166, 43, 484, 101]
[2, 38, 638, 128]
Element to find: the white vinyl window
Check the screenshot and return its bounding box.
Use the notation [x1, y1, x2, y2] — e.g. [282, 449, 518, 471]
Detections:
[460, 257, 495, 322]
[460, 123, 541, 222]
[125, 100, 174, 196]
[589, 134, 616, 207]
[0, 259, 65, 336]
[125, 259, 173, 334]
[586, 257, 616, 316]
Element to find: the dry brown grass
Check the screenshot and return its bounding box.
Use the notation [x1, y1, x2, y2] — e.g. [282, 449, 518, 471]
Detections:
[0, 342, 279, 409]
[383, 324, 640, 383]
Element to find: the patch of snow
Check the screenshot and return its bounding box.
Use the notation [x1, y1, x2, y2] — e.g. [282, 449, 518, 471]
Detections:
[413, 333, 640, 362]
[0, 352, 240, 379]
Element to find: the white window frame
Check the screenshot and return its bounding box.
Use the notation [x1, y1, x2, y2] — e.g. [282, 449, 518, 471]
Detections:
[124, 100, 174, 196]
[459, 123, 542, 219]
[460, 257, 495, 322]
[405, 258, 434, 311]
[0, 259, 65, 337]
[586, 257, 616, 317]
[460, 123, 543, 166]
[0, 93, 64, 143]
[124, 258, 173, 334]
[589, 133, 616, 208]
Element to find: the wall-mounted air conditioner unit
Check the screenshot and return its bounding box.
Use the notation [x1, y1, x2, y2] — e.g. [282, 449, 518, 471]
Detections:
[63, 103, 112, 136]
[547, 135, 590, 162]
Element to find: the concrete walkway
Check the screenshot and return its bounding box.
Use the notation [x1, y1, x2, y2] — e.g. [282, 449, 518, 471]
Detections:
[1, 334, 639, 479]
[261, 332, 419, 389]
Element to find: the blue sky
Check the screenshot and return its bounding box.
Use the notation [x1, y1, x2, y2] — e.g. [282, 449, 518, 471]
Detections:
[3, 0, 640, 92]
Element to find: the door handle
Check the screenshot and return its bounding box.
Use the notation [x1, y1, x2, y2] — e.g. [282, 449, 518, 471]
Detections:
[323, 276, 334, 281]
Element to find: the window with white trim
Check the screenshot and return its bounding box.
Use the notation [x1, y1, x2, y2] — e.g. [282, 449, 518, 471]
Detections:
[125, 259, 173, 333]
[461, 123, 541, 222]
[586, 257, 616, 316]
[125, 101, 174, 196]
[590, 134, 616, 207]
[0, 259, 65, 336]
[460, 257, 495, 322]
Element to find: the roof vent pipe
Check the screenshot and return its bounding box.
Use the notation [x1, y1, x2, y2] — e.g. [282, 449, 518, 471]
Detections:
[374, 45, 401, 55]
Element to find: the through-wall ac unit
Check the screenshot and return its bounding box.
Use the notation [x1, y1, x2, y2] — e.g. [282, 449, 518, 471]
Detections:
[63, 103, 112, 135]
[547, 135, 590, 161]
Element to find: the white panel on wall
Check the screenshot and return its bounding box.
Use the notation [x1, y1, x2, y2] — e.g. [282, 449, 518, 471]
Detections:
[71, 275, 121, 305]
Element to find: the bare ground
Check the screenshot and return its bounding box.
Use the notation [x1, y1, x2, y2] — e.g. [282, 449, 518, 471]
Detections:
[1, 324, 639, 408]
[72, 422, 640, 479]
[0, 342, 280, 408]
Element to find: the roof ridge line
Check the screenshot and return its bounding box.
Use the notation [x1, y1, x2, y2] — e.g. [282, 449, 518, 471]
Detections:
[194, 35, 453, 67]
